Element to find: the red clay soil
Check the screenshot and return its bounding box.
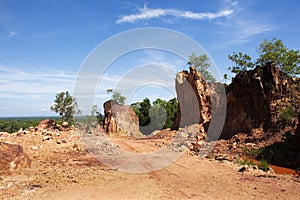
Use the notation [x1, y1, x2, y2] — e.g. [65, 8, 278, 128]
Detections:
[241, 156, 298, 175]
[271, 165, 298, 175]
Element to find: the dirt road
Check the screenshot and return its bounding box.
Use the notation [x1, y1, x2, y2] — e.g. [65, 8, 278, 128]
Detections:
[1, 129, 300, 200]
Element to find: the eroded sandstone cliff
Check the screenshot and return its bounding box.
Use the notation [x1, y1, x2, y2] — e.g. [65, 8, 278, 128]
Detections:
[172, 66, 211, 130]
[221, 62, 300, 139]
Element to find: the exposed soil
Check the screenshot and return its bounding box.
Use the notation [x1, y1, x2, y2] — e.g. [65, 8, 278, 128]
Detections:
[1, 127, 300, 200]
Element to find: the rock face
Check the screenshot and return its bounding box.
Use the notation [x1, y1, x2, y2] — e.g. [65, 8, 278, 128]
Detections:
[221, 63, 300, 139]
[38, 119, 57, 130]
[0, 142, 31, 174]
[297, 113, 300, 141]
[103, 100, 142, 137]
[172, 66, 211, 130]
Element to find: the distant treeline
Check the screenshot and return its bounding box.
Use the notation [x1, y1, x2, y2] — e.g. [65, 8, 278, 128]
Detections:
[0, 117, 60, 133]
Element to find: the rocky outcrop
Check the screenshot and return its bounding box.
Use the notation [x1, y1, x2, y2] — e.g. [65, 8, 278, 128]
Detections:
[103, 100, 142, 137]
[38, 119, 56, 130]
[172, 66, 211, 130]
[221, 63, 300, 139]
[0, 142, 31, 174]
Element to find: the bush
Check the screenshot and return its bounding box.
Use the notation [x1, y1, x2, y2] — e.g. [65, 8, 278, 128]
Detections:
[235, 157, 255, 166]
[259, 160, 270, 172]
[280, 106, 294, 124]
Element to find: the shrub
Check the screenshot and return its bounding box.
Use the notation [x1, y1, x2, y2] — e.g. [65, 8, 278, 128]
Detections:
[259, 160, 270, 172]
[280, 106, 294, 124]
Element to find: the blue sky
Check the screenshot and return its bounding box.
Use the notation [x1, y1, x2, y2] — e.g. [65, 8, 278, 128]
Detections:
[0, 0, 299, 117]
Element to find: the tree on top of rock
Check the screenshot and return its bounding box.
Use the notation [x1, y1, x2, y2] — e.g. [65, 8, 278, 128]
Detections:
[188, 52, 216, 82]
[228, 52, 254, 74]
[106, 89, 126, 105]
[228, 38, 300, 77]
[257, 38, 300, 76]
[50, 91, 80, 124]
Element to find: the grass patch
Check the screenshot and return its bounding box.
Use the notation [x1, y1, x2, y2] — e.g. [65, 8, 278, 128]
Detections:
[258, 160, 270, 172]
[235, 157, 255, 166]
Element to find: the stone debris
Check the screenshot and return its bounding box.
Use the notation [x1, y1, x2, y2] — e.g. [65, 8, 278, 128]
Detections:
[0, 142, 31, 174]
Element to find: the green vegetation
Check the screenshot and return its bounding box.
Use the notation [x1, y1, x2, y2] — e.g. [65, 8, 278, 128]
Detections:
[280, 106, 294, 124]
[106, 89, 126, 105]
[111, 91, 126, 105]
[235, 157, 255, 166]
[131, 97, 178, 135]
[257, 38, 300, 76]
[258, 160, 270, 172]
[50, 91, 80, 124]
[235, 156, 270, 172]
[228, 52, 254, 74]
[228, 38, 300, 77]
[188, 52, 216, 82]
[0, 117, 60, 133]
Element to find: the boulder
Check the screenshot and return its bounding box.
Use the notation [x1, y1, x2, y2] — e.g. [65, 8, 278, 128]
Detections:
[62, 121, 69, 127]
[37, 119, 56, 130]
[0, 142, 31, 174]
[103, 100, 142, 137]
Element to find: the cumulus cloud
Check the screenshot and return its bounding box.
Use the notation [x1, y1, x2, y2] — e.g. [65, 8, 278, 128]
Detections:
[116, 5, 233, 24]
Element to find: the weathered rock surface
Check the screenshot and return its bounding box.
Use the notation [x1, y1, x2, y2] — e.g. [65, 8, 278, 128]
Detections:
[0, 142, 31, 174]
[172, 66, 211, 129]
[221, 62, 300, 139]
[103, 100, 142, 137]
[37, 119, 56, 130]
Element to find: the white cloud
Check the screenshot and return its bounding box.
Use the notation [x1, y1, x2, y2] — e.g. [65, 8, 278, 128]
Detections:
[7, 31, 17, 38]
[0, 65, 76, 96]
[116, 5, 233, 24]
[214, 1, 276, 47]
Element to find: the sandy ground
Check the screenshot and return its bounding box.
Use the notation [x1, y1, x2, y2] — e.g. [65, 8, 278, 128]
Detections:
[1, 128, 300, 200]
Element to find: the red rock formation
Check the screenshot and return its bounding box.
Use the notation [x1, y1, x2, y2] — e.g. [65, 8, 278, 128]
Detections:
[172, 66, 211, 130]
[38, 119, 56, 130]
[0, 142, 31, 174]
[103, 100, 142, 137]
[221, 63, 300, 139]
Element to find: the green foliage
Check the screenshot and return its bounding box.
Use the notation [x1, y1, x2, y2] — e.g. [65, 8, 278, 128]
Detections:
[254, 133, 300, 170]
[131, 98, 151, 127]
[228, 38, 300, 77]
[223, 74, 228, 83]
[131, 97, 178, 135]
[257, 38, 300, 76]
[258, 160, 270, 172]
[111, 91, 126, 105]
[228, 52, 254, 74]
[106, 89, 113, 94]
[50, 91, 80, 124]
[243, 147, 264, 158]
[235, 157, 255, 166]
[153, 98, 178, 128]
[0, 117, 60, 133]
[280, 106, 294, 124]
[188, 52, 216, 82]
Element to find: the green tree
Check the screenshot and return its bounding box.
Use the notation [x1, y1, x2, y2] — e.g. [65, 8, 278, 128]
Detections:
[138, 98, 151, 127]
[223, 74, 228, 84]
[108, 91, 126, 105]
[228, 52, 254, 74]
[153, 98, 178, 128]
[188, 52, 216, 82]
[90, 105, 99, 117]
[50, 91, 80, 123]
[131, 97, 178, 134]
[256, 38, 300, 76]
